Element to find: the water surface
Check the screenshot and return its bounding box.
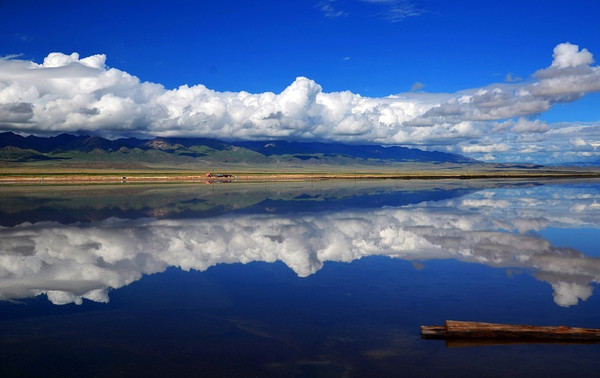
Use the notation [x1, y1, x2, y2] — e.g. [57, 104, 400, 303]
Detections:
[1, 179, 599, 377]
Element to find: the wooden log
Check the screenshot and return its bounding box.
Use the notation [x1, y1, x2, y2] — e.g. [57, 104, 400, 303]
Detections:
[421, 320, 600, 341]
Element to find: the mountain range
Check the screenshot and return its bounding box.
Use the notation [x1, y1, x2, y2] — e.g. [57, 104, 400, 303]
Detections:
[0, 131, 477, 166]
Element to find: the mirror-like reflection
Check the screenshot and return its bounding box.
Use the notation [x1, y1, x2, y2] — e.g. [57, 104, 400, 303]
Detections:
[0, 179, 598, 307]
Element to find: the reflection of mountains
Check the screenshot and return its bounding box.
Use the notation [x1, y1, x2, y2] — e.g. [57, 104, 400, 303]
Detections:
[0, 180, 599, 307]
[0, 181, 483, 226]
[0, 179, 557, 226]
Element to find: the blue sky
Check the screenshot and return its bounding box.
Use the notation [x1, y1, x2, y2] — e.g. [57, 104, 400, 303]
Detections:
[1, 0, 600, 163]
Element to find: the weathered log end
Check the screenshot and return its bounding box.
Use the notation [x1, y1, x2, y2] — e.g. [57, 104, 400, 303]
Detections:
[420, 325, 448, 339]
[421, 320, 600, 341]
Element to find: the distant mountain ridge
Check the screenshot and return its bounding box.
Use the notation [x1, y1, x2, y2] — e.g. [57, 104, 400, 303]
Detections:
[0, 131, 478, 165]
[234, 140, 474, 163]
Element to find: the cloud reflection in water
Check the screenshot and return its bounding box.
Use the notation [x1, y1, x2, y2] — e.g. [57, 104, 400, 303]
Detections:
[0, 183, 599, 307]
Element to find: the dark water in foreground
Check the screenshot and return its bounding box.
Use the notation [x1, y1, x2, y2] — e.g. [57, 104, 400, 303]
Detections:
[0, 179, 599, 377]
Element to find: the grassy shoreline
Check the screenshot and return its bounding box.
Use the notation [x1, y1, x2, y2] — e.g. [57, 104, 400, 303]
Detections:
[1, 167, 599, 184]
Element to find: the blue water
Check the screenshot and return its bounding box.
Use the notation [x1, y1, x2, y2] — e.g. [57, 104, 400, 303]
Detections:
[538, 227, 600, 257]
[0, 179, 599, 377]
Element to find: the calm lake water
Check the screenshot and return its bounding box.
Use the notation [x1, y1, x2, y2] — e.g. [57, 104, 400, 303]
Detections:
[1, 179, 599, 377]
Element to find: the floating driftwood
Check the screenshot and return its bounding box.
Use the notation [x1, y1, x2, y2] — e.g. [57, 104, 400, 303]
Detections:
[421, 320, 600, 342]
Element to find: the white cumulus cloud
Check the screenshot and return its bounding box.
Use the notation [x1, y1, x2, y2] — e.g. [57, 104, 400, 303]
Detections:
[551, 42, 594, 69]
[1, 43, 600, 162]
